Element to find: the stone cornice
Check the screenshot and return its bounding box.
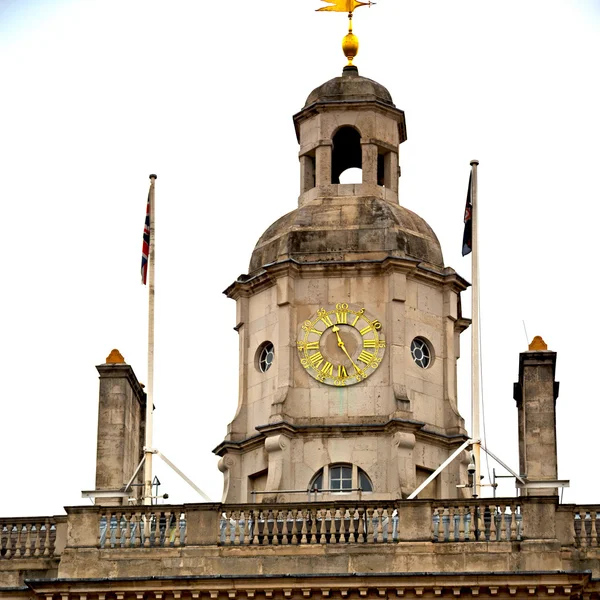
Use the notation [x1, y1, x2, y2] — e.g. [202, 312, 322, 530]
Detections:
[224, 258, 469, 301]
[24, 571, 591, 598]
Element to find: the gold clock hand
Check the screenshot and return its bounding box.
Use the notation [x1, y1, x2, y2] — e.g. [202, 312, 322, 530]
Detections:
[332, 326, 361, 372]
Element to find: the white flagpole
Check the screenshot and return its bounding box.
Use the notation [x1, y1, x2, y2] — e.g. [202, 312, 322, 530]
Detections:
[470, 160, 481, 497]
[144, 174, 157, 505]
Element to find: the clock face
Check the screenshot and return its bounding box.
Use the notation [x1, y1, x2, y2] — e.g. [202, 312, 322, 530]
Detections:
[297, 303, 386, 386]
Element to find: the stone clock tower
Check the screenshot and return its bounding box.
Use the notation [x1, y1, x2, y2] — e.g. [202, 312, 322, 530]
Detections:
[214, 66, 471, 502]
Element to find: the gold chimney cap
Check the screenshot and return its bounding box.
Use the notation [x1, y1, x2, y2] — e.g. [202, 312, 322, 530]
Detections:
[528, 336, 548, 351]
[105, 348, 126, 364]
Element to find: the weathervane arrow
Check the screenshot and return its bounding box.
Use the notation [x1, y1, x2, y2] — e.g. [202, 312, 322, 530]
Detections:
[316, 0, 374, 13]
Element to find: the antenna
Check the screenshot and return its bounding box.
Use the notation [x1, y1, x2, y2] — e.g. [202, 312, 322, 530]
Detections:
[522, 320, 529, 346]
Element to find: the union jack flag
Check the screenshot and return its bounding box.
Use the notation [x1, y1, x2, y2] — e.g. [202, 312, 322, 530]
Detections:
[141, 190, 151, 284]
[462, 172, 472, 256]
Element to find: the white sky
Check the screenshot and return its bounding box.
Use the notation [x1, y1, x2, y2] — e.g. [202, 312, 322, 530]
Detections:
[1, 0, 599, 517]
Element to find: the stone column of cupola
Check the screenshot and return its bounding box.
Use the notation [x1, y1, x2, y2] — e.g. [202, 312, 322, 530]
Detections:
[360, 141, 378, 186]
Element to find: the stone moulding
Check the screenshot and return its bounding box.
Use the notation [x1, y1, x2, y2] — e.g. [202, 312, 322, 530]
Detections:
[224, 257, 469, 301]
[20, 572, 593, 600]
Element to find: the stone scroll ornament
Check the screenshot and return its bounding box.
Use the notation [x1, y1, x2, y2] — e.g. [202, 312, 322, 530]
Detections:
[297, 303, 385, 387]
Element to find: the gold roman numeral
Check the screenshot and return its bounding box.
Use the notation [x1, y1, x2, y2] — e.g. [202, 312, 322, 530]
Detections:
[309, 352, 324, 369]
[363, 339, 378, 348]
[320, 314, 333, 328]
[336, 310, 347, 324]
[358, 350, 374, 365]
[360, 325, 373, 335]
[310, 328, 323, 336]
[321, 361, 334, 377]
[338, 364, 348, 378]
[306, 341, 320, 350]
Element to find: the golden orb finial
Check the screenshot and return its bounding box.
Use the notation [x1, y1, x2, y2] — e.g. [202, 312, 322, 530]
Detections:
[343, 14, 359, 66]
[105, 348, 126, 364]
[528, 336, 548, 351]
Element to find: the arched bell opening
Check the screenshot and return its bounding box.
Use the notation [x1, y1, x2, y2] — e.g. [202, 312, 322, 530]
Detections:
[331, 126, 362, 184]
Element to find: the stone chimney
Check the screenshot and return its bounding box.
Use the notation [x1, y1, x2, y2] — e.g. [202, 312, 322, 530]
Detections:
[95, 349, 146, 505]
[513, 336, 559, 496]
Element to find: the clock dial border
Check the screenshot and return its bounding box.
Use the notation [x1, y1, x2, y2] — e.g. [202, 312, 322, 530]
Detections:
[296, 303, 386, 387]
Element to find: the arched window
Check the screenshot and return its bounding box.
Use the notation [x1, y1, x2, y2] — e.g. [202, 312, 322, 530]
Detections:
[331, 126, 362, 184]
[309, 463, 373, 493]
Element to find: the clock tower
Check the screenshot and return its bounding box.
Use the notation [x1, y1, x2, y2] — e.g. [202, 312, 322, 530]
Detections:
[214, 65, 471, 502]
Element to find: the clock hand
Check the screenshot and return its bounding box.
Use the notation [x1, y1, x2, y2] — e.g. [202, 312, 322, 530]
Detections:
[332, 326, 361, 373]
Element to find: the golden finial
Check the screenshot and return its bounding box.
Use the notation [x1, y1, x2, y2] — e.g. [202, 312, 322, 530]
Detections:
[528, 336, 548, 351]
[316, 0, 375, 67]
[105, 348, 126, 364]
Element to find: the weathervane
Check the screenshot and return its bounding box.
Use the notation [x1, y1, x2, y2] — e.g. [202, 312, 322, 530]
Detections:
[317, 0, 375, 67]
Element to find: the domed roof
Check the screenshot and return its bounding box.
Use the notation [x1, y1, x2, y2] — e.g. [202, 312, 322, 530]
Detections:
[249, 197, 444, 274]
[304, 66, 395, 108]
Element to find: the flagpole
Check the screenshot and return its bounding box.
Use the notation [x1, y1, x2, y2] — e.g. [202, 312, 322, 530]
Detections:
[470, 159, 481, 497]
[144, 174, 157, 505]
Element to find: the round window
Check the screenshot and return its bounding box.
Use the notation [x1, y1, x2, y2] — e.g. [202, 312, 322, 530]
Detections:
[257, 342, 275, 373]
[410, 337, 432, 369]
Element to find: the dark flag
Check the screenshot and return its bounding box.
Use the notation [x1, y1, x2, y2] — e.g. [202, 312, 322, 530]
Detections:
[462, 172, 472, 256]
[141, 191, 151, 284]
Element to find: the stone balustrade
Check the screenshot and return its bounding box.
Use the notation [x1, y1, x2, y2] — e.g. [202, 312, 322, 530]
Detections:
[91, 499, 525, 548]
[98, 507, 186, 548]
[0, 516, 65, 559]
[571, 505, 600, 547]
[5, 498, 599, 560]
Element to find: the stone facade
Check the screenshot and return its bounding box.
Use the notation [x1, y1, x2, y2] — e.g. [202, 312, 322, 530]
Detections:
[2, 67, 599, 600]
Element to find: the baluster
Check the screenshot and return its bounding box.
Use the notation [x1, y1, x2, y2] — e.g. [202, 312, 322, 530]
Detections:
[591, 511, 598, 547]
[499, 504, 507, 541]
[329, 510, 337, 545]
[382, 508, 391, 543]
[22, 523, 31, 557]
[478, 504, 486, 541]
[233, 511, 241, 546]
[457, 507, 465, 542]
[14, 524, 22, 557]
[42, 520, 51, 556]
[338, 508, 346, 544]
[290, 509, 298, 545]
[466, 506, 474, 541]
[366, 508, 374, 543]
[348, 507, 356, 543]
[5, 525, 13, 559]
[223, 510, 231, 546]
[319, 509, 327, 544]
[272, 510, 279, 546]
[581, 512, 589, 548]
[572, 509, 579, 546]
[357, 507, 365, 543]
[375, 508, 383, 543]
[242, 511, 250, 546]
[509, 504, 517, 541]
[517, 504, 524, 540]
[252, 510, 260, 545]
[431, 507, 438, 542]
[152, 511, 160, 548]
[176, 511, 183, 547]
[33, 522, 41, 557]
[299, 509, 308, 545]
[143, 511, 151, 548]
[114, 512, 122, 548]
[301, 509, 310, 545]
[123, 513, 132, 548]
[132, 513, 141, 547]
[489, 505, 498, 542]
[260, 510, 269, 545]
[447, 507, 455, 542]
[310, 509, 318, 544]
[281, 510, 289, 545]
